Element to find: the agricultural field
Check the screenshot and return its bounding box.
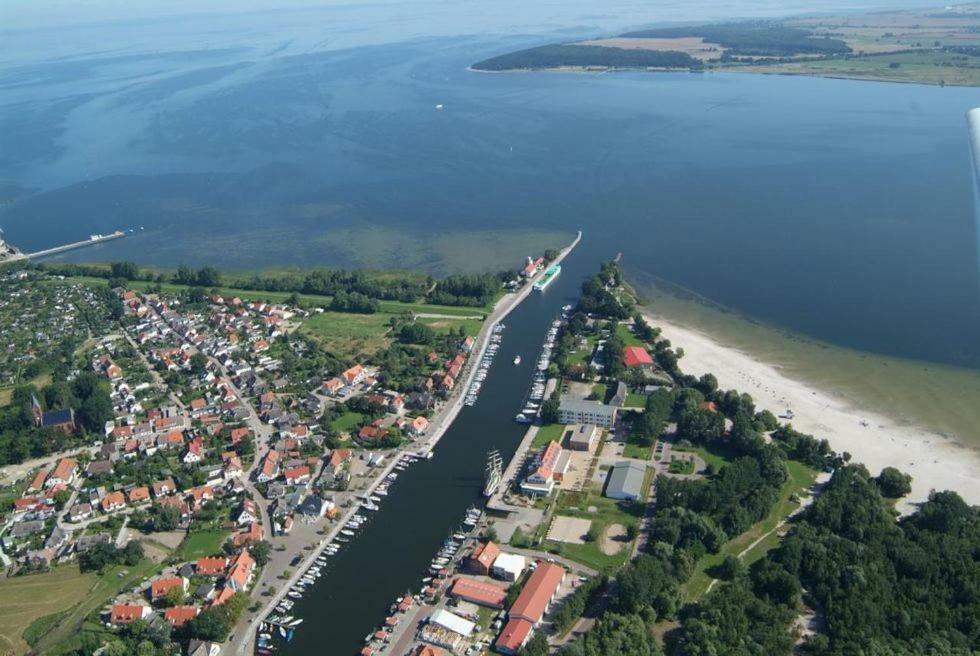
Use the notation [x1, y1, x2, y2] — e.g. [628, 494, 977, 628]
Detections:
[0, 565, 98, 655]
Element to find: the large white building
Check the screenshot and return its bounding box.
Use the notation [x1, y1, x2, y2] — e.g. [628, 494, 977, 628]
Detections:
[558, 399, 616, 428]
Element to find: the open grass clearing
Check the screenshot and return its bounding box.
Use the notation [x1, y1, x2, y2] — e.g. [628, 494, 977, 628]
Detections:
[532, 423, 568, 449]
[300, 312, 393, 359]
[681, 459, 818, 600]
[175, 529, 229, 561]
[331, 411, 365, 433]
[615, 323, 644, 347]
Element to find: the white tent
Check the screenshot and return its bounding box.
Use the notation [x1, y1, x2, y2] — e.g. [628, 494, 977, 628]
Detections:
[429, 608, 476, 637]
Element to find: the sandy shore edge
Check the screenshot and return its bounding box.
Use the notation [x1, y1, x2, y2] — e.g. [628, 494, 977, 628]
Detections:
[643, 311, 980, 514]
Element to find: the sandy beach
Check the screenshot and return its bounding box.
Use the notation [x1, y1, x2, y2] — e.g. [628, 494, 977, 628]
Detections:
[644, 312, 980, 514]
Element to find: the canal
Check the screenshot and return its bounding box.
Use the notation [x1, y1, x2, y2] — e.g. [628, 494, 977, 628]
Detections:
[283, 241, 603, 655]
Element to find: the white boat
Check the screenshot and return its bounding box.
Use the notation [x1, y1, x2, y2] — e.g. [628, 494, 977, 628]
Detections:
[513, 355, 521, 365]
[290, 618, 304, 627]
[341, 529, 355, 536]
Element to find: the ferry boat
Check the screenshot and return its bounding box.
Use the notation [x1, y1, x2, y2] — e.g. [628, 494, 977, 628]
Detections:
[533, 264, 561, 291]
[483, 449, 503, 497]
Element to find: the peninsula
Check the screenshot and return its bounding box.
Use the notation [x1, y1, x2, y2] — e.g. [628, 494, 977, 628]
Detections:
[472, 4, 980, 86]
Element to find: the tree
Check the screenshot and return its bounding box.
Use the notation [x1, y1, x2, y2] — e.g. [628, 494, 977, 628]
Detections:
[110, 262, 139, 280]
[189, 353, 208, 375]
[521, 633, 549, 656]
[540, 398, 560, 424]
[875, 466, 912, 498]
[164, 585, 185, 607]
[250, 540, 272, 566]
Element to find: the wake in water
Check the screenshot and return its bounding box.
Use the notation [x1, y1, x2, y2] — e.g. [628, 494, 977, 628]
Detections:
[966, 108, 980, 291]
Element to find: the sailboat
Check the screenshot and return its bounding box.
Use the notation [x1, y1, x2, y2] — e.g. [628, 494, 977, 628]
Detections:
[483, 448, 503, 497]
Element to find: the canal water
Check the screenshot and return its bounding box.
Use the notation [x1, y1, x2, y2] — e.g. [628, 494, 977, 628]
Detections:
[283, 244, 601, 655]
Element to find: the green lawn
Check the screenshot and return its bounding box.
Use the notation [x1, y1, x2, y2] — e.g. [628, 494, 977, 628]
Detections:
[419, 317, 484, 338]
[532, 423, 568, 449]
[175, 529, 229, 561]
[616, 323, 644, 347]
[682, 460, 818, 600]
[672, 442, 729, 472]
[591, 383, 607, 402]
[623, 438, 653, 460]
[331, 411, 365, 433]
[624, 392, 647, 408]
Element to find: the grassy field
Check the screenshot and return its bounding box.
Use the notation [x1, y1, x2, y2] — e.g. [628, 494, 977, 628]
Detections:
[624, 392, 647, 407]
[175, 529, 229, 561]
[419, 317, 484, 338]
[623, 436, 653, 460]
[616, 323, 644, 347]
[532, 423, 569, 449]
[0, 565, 98, 655]
[543, 487, 642, 572]
[300, 311, 394, 359]
[681, 460, 818, 600]
[738, 50, 980, 86]
[27, 556, 163, 655]
[0, 374, 52, 407]
[331, 411, 365, 433]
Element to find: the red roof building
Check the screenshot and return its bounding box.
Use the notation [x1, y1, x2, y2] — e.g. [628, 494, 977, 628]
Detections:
[111, 603, 150, 626]
[508, 562, 565, 624]
[450, 576, 507, 608]
[150, 576, 188, 601]
[469, 540, 500, 576]
[496, 618, 534, 655]
[164, 605, 199, 627]
[622, 345, 653, 368]
[196, 556, 228, 576]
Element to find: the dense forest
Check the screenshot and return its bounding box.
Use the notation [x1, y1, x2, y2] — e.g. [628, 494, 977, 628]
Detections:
[621, 22, 851, 57]
[472, 44, 700, 71]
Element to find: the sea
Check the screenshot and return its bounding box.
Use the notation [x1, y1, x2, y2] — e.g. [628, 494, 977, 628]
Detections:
[4, 0, 980, 652]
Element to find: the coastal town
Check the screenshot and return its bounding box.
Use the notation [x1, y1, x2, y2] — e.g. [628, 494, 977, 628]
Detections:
[1, 239, 977, 656]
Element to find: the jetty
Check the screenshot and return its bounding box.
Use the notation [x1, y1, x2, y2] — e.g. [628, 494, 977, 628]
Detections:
[0, 229, 127, 264]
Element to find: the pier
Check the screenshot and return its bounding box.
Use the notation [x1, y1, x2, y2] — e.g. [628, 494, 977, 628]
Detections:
[0, 230, 127, 265]
[26, 230, 126, 259]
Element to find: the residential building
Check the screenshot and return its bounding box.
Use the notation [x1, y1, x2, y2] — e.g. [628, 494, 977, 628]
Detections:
[110, 603, 151, 626]
[557, 398, 616, 429]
